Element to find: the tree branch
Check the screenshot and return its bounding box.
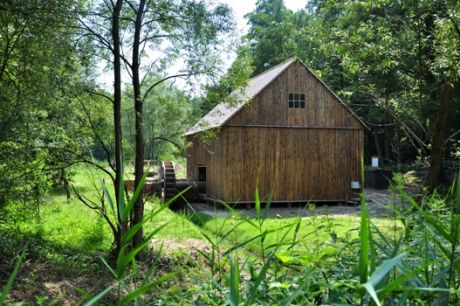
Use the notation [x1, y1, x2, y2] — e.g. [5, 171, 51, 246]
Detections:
[142, 72, 201, 101]
[444, 129, 460, 145]
[77, 99, 115, 172]
[86, 89, 114, 104]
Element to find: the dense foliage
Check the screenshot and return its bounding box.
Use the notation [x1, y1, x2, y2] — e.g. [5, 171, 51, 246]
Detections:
[0, 0, 95, 215]
[1, 0, 460, 304]
[242, 0, 460, 190]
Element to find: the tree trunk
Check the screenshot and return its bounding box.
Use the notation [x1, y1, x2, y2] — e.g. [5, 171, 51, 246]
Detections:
[112, 0, 125, 253]
[373, 131, 383, 162]
[131, 0, 147, 250]
[423, 82, 454, 193]
[383, 125, 391, 163]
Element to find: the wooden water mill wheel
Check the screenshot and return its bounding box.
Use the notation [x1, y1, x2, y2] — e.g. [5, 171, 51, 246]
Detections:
[159, 161, 176, 202]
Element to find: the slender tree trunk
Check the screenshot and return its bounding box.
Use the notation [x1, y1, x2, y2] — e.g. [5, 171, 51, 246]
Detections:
[131, 0, 146, 249]
[112, 0, 125, 253]
[373, 131, 383, 162]
[423, 82, 454, 193]
[384, 125, 391, 163]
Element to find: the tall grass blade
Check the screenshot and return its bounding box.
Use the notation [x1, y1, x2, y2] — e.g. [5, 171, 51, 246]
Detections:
[246, 257, 274, 304]
[99, 256, 117, 279]
[219, 201, 259, 229]
[279, 281, 304, 306]
[255, 181, 261, 221]
[229, 256, 240, 306]
[262, 191, 273, 221]
[121, 200, 173, 245]
[200, 230, 218, 249]
[455, 170, 460, 214]
[102, 181, 115, 217]
[120, 270, 180, 304]
[121, 171, 148, 222]
[0, 248, 27, 305]
[118, 223, 170, 275]
[287, 218, 301, 251]
[223, 234, 262, 256]
[380, 269, 419, 294]
[117, 165, 125, 224]
[358, 156, 370, 286]
[83, 285, 114, 306]
[362, 253, 405, 306]
[359, 191, 369, 285]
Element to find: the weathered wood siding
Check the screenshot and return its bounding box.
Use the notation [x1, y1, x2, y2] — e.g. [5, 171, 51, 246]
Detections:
[187, 127, 363, 202]
[186, 60, 366, 202]
[226, 61, 362, 129]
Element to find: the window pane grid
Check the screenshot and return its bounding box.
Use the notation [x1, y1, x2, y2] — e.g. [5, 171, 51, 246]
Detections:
[288, 92, 305, 109]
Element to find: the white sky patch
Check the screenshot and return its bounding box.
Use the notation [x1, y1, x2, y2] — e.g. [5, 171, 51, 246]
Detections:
[95, 0, 308, 93]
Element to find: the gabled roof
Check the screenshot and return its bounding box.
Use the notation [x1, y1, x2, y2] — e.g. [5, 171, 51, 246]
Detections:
[185, 58, 296, 135]
[186, 57, 369, 136]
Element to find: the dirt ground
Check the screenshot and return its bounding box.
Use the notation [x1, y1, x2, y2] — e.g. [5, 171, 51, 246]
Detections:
[187, 188, 411, 219]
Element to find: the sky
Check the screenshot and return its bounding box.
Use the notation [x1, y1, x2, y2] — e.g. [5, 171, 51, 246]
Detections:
[96, 1, 308, 91]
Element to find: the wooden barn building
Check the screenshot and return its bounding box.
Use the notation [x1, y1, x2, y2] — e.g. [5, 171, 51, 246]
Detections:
[185, 58, 369, 203]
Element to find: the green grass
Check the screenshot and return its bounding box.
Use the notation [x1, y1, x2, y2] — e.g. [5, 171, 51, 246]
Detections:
[203, 214, 401, 255]
[2, 163, 417, 304]
[3, 164, 401, 262]
[143, 199, 203, 240]
[37, 164, 401, 259]
[41, 164, 202, 253]
[3, 163, 458, 305]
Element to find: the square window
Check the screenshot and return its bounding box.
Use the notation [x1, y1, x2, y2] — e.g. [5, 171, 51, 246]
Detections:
[288, 92, 306, 109]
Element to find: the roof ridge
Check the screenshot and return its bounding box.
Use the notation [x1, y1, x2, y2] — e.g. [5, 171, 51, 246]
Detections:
[249, 57, 297, 81]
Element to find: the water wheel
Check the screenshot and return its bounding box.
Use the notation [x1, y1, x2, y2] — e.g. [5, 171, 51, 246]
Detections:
[159, 161, 176, 203]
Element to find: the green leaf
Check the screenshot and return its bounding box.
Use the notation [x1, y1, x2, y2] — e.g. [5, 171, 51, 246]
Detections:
[275, 252, 296, 264]
[121, 172, 148, 222]
[363, 282, 381, 306]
